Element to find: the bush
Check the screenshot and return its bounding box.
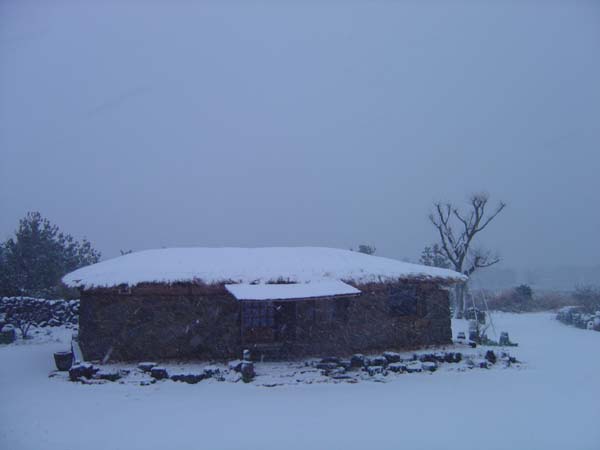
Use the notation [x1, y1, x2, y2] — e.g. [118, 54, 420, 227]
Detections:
[573, 286, 600, 313]
[484, 288, 574, 313]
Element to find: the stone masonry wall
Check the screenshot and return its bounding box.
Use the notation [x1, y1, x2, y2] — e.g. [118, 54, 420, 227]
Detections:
[0, 297, 79, 329]
[79, 281, 452, 362]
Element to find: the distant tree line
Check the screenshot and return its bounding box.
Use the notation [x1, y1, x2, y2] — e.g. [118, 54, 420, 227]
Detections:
[476, 284, 600, 313]
[0, 212, 100, 299]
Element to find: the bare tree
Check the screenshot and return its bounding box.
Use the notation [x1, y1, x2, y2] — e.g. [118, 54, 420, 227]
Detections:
[428, 193, 506, 317]
[11, 312, 36, 339]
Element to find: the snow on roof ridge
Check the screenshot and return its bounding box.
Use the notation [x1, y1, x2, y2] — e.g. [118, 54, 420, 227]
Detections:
[62, 246, 466, 289]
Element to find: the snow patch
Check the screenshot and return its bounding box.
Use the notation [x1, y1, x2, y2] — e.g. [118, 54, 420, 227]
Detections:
[225, 280, 360, 301]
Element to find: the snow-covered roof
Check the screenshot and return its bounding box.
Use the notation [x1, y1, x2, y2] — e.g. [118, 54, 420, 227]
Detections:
[62, 247, 466, 289]
[225, 280, 361, 301]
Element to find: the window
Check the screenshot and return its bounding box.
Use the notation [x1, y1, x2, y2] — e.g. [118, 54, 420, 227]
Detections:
[242, 302, 275, 329]
[387, 286, 418, 316]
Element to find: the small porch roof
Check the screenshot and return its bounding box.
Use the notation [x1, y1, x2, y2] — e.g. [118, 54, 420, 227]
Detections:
[225, 280, 361, 301]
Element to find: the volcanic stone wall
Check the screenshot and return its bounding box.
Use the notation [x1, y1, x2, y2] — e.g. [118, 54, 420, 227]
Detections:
[289, 281, 451, 357]
[79, 284, 239, 361]
[78, 280, 452, 362]
[0, 297, 79, 328]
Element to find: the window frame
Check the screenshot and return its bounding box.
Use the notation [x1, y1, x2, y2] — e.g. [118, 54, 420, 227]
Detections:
[387, 285, 420, 317]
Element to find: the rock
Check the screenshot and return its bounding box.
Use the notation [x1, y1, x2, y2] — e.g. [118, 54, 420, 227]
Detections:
[350, 354, 366, 368]
[387, 362, 406, 373]
[366, 365, 386, 376]
[316, 362, 339, 371]
[203, 366, 220, 378]
[338, 360, 352, 370]
[422, 361, 438, 372]
[405, 361, 423, 373]
[241, 361, 255, 383]
[228, 360, 244, 372]
[48, 318, 60, 327]
[383, 352, 401, 363]
[96, 370, 122, 382]
[369, 356, 388, 367]
[479, 360, 490, 369]
[485, 350, 497, 364]
[150, 367, 169, 380]
[433, 352, 447, 362]
[138, 362, 158, 372]
[69, 363, 97, 381]
[171, 373, 206, 384]
[418, 353, 437, 363]
[499, 332, 510, 346]
[0, 325, 16, 344]
[444, 352, 456, 363]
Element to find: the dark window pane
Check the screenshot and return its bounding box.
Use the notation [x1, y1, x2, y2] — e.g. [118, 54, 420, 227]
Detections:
[388, 286, 418, 316]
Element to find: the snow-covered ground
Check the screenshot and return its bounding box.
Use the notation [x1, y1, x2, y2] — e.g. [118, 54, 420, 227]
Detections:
[1, 313, 599, 450]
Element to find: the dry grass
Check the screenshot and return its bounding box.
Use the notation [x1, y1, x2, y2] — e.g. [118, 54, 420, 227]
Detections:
[474, 289, 577, 313]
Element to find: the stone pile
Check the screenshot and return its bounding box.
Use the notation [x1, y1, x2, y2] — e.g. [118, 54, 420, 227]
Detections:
[557, 307, 600, 331]
[67, 360, 226, 385]
[312, 349, 513, 378]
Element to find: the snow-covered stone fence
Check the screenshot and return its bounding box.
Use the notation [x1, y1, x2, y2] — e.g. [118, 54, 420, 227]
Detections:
[0, 297, 79, 331]
[556, 306, 600, 331]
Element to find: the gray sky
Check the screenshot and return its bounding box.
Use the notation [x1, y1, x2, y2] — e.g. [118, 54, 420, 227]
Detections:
[1, 0, 599, 268]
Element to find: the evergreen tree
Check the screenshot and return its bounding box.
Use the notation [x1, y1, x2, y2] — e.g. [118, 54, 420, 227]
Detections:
[0, 212, 101, 297]
[514, 284, 533, 302]
[357, 244, 376, 255]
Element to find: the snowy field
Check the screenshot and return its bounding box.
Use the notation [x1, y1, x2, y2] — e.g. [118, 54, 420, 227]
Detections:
[1, 313, 599, 450]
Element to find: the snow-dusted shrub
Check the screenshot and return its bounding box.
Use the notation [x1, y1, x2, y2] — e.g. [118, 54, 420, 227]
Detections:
[573, 286, 600, 313]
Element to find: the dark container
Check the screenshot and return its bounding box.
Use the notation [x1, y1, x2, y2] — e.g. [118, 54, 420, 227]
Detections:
[54, 351, 74, 371]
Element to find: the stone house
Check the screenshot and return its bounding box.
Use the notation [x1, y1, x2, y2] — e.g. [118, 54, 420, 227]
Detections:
[62, 247, 465, 362]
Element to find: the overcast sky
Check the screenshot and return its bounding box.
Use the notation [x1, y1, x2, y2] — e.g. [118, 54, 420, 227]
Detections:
[1, 0, 599, 268]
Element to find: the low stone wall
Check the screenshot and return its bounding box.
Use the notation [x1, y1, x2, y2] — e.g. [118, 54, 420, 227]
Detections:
[557, 306, 600, 331]
[78, 280, 452, 362]
[0, 297, 79, 329]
